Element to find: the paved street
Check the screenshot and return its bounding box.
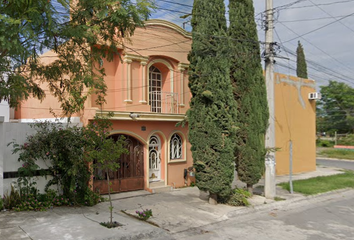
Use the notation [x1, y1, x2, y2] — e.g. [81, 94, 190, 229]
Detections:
[317, 158, 354, 171]
[172, 190, 354, 240]
[0, 166, 351, 240]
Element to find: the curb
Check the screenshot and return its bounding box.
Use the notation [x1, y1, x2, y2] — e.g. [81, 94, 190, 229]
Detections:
[317, 157, 354, 162]
[101, 229, 171, 240]
[226, 188, 354, 219]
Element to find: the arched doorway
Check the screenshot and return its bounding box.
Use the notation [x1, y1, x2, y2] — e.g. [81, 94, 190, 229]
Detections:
[149, 135, 161, 181]
[93, 134, 145, 194]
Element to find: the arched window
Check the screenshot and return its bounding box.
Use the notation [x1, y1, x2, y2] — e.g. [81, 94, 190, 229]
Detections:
[149, 66, 162, 113]
[170, 133, 182, 160]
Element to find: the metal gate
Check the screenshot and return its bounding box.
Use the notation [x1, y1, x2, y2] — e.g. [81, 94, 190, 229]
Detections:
[93, 135, 144, 194]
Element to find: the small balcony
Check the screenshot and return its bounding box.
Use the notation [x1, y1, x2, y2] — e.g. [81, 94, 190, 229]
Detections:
[149, 91, 179, 114]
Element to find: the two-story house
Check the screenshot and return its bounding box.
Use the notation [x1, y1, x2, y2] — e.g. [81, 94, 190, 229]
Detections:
[14, 20, 317, 194]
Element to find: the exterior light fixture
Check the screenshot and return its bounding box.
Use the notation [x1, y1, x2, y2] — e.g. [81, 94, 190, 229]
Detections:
[129, 113, 140, 120]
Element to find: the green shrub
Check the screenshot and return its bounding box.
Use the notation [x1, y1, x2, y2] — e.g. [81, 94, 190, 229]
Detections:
[320, 149, 354, 160]
[13, 194, 51, 211]
[136, 209, 153, 221]
[0, 197, 3, 210]
[227, 188, 251, 206]
[4, 188, 82, 212]
[337, 134, 354, 146]
[3, 186, 21, 210]
[316, 139, 335, 147]
[9, 121, 102, 207]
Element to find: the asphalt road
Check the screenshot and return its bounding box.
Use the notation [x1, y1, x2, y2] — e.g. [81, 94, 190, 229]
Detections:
[172, 190, 354, 240]
[317, 158, 354, 171]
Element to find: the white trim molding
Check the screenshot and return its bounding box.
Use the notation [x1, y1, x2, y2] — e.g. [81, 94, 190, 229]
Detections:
[123, 57, 133, 103]
[144, 19, 192, 39]
[177, 63, 189, 107]
[97, 111, 186, 122]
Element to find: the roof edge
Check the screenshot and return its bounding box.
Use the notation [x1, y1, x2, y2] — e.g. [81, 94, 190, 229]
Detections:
[144, 19, 192, 39]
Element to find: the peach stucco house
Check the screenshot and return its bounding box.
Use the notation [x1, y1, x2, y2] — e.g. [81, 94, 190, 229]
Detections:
[14, 20, 317, 193]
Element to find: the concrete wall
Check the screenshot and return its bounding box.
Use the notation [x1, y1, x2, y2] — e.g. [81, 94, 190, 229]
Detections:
[0, 101, 10, 122]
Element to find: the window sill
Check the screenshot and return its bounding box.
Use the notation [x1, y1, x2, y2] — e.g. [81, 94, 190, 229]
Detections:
[168, 159, 187, 164]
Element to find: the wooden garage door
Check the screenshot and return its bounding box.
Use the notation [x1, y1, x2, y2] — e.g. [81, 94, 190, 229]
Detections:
[93, 135, 144, 194]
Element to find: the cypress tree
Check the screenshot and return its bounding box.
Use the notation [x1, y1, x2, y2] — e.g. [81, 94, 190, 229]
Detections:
[228, 0, 269, 193]
[188, 0, 238, 203]
[296, 41, 308, 78]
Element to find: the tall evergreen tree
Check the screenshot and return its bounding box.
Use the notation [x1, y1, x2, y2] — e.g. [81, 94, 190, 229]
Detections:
[228, 0, 269, 193]
[296, 41, 308, 78]
[188, 0, 238, 203]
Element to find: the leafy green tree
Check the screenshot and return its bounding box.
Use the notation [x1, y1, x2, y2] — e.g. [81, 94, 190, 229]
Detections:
[296, 41, 308, 78]
[0, 0, 154, 116]
[188, 0, 238, 203]
[228, 0, 269, 194]
[317, 81, 354, 133]
[10, 122, 100, 206]
[86, 116, 128, 228]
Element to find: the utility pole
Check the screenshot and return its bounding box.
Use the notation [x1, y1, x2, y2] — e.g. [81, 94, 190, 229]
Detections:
[264, 0, 276, 199]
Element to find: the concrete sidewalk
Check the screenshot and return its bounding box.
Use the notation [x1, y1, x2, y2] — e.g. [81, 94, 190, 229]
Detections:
[0, 166, 348, 240]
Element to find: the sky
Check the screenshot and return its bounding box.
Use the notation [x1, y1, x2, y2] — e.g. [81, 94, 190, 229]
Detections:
[150, 0, 354, 87]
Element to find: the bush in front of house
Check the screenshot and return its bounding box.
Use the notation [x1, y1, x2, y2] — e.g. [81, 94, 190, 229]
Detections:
[226, 188, 251, 206]
[8, 120, 115, 210]
[9, 122, 97, 207]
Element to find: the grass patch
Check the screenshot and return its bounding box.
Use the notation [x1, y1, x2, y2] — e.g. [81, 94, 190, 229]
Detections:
[319, 149, 354, 160]
[278, 171, 354, 195]
[274, 196, 286, 201]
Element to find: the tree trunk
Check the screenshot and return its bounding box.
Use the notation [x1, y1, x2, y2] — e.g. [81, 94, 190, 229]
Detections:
[106, 171, 113, 225]
[209, 193, 218, 205]
[247, 183, 253, 196]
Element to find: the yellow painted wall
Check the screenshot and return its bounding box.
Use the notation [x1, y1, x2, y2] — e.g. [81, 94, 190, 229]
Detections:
[274, 73, 317, 175]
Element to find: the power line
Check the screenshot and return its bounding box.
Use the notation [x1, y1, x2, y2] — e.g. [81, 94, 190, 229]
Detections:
[155, 7, 190, 15]
[283, 11, 354, 43]
[279, 15, 354, 23]
[276, 21, 354, 76]
[255, 0, 307, 17]
[307, 0, 354, 34]
[279, 45, 354, 81]
[286, 0, 354, 9]
[156, 0, 192, 9]
[274, 0, 308, 10]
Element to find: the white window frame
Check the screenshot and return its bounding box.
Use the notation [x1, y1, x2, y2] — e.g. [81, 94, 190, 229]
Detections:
[149, 66, 162, 113]
[170, 133, 182, 160]
[168, 132, 186, 163]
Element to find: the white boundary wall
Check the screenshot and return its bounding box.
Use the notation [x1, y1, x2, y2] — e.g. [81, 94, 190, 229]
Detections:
[0, 122, 81, 197]
[0, 101, 10, 122]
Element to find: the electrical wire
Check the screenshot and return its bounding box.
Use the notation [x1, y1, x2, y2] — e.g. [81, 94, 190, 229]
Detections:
[282, 11, 354, 43]
[276, 20, 354, 76]
[156, 0, 193, 9]
[285, 0, 354, 10]
[278, 15, 354, 23]
[307, 0, 354, 34]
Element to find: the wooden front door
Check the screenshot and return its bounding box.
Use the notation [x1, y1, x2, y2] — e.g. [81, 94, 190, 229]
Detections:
[93, 135, 144, 194]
